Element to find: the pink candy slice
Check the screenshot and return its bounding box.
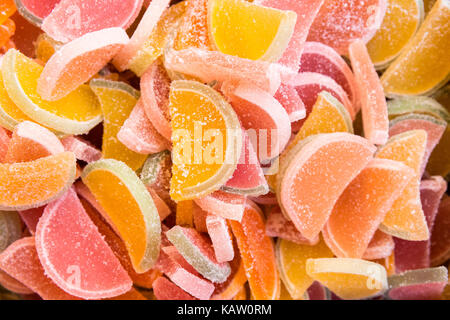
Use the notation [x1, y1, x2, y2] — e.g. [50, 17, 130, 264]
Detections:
[0, 269, 34, 295]
[206, 214, 234, 263]
[363, 230, 395, 260]
[16, 0, 61, 22]
[274, 84, 306, 122]
[42, 0, 144, 42]
[61, 136, 102, 163]
[194, 190, 246, 222]
[37, 27, 129, 101]
[153, 276, 196, 300]
[35, 188, 132, 299]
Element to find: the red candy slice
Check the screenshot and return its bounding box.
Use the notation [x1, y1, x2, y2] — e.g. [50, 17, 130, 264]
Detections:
[274, 84, 306, 122]
[18, 207, 44, 235]
[153, 276, 196, 300]
[206, 214, 234, 263]
[0, 269, 33, 294]
[194, 191, 246, 222]
[430, 196, 450, 266]
[15, 0, 61, 26]
[61, 136, 102, 163]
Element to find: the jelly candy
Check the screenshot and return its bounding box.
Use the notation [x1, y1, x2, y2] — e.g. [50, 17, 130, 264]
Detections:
[35, 188, 132, 299]
[140, 150, 172, 206]
[212, 253, 247, 300]
[306, 258, 388, 300]
[0, 211, 21, 253]
[388, 96, 450, 121]
[14, 0, 60, 26]
[192, 203, 209, 233]
[194, 191, 246, 222]
[18, 207, 43, 235]
[147, 187, 171, 222]
[0, 19, 15, 48]
[274, 84, 306, 122]
[82, 159, 162, 273]
[307, 281, 329, 300]
[42, 0, 143, 43]
[208, 0, 297, 62]
[169, 80, 242, 201]
[60, 136, 102, 163]
[34, 34, 61, 64]
[153, 276, 196, 300]
[0, 0, 16, 26]
[363, 230, 395, 260]
[0, 270, 33, 294]
[176, 201, 194, 228]
[381, 0, 450, 96]
[277, 133, 375, 240]
[430, 196, 450, 266]
[37, 28, 129, 101]
[206, 214, 234, 263]
[323, 158, 414, 258]
[0, 126, 10, 162]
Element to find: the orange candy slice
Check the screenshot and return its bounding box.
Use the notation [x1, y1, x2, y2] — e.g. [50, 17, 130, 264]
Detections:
[277, 133, 376, 240]
[381, 0, 450, 96]
[376, 130, 429, 240]
[229, 200, 280, 300]
[323, 159, 414, 259]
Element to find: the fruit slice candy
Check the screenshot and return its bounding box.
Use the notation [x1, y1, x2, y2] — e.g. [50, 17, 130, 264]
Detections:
[169, 80, 242, 201]
[0, 126, 10, 162]
[389, 114, 447, 175]
[35, 33, 62, 64]
[0, 237, 79, 300]
[274, 84, 306, 122]
[4, 121, 64, 163]
[222, 81, 291, 161]
[0, 211, 21, 253]
[37, 28, 129, 101]
[208, 0, 296, 62]
[153, 276, 196, 300]
[147, 187, 171, 222]
[173, 0, 210, 50]
[14, 0, 60, 26]
[113, 0, 170, 71]
[82, 159, 161, 273]
[276, 237, 333, 299]
[90, 79, 147, 171]
[194, 191, 246, 222]
[324, 158, 414, 259]
[366, 0, 424, 70]
[176, 201, 194, 227]
[164, 47, 281, 95]
[140, 150, 172, 206]
[266, 207, 319, 246]
[306, 258, 388, 300]
[2, 49, 102, 135]
[394, 176, 447, 273]
[307, 281, 329, 301]
[193, 202, 208, 233]
[141, 61, 172, 140]
[222, 131, 269, 197]
[307, 0, 387, 55]
[117, 99, 169, 154]
[0, 270, 33, 295]
[61, 136, 102, 163]
[299, 42, 357, 105]
[388, 95, 450, 121]
[277, 133, 375, 240]
[212, 252, 247, 300]
[387, 267, 448, 300]
[206, 214, 234, 263]
[349, 40, 388, 145]
[35, 188, 132, 299]
[0, 151, 76, 210]
[166, 225, 231, 283]
[363, 230, 395, 260]
[18, 207, 43, 235]
[0, 18, 15, 48]
[430, 196, 450, 266]
[0, 0, 16, 25]
[229, 200, 280, 300]
[376, 130, 429, 240]
[381, 0, 450, 96]
[42, 0, 143, 43]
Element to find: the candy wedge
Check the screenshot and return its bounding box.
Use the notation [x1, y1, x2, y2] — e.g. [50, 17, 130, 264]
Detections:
[208, 0, 296, 62]
[367, 0, 424, 69]
[363, 230, 395, 260]
[166, 226, 231, 283]
[42, 0, 143, 42]
[194, 191, 245, 222]
[274, 84, 306, 122]
[61, 136, 102, 163]
[90, 79, 147, 171]
[229, 200, 280, 300]
[0, 211, 21, 253]
[0, 151, 76, 210]
[2, 49, 102, 135]
[430, 196, 450, 266]
[153, 276, 196, 300]
[14, 0, 60, 26]
[388, 96, 450, 123]
[35, 33, 62, 64]
[308, 0, 387, 55]
[349, 40, 389, 145]
[37, 28, 129, 101]
[324, 159, 414, 259]
[82, 159, 161, 273]
[169, 80, 242, 201]
[306, 258, 388, 300]
[35, 188, 132, 299]
[277, 133, 375, 240]
[176, 201, 194, 228]
[0, 270, 33, 295]
[212, 253, 247, 300]
[206, 214, 234, 263]
[381, 0, 450, 96]
[376, 130, 429, 240]
[387, 267, 448, 300]
[18, 207, 43, 235]
[140, 150, 172, 205]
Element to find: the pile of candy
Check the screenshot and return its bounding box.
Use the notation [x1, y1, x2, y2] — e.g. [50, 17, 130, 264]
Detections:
[0, 0, 449, 300]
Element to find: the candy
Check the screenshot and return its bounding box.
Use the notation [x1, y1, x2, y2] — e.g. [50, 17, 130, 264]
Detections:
[153, 276, 196, 300]
[176, 201, 194, 227]
[308, 0, 387, 55]
[60, 136, 102, 163]
[18, 207, 43, 235]
[42, 0, 143, 43]
[35, 188, 132, 299]
[430, 196, 450, 266]
[140, 150, 172, 206]
[192, 203, 208, 233]
[194, 191, 246, 222]
[366, 0, 424, 70]
[229, 200, 280, 300]
[387, 267, 448, 300]
[206, 214, 234, 263]
[363, 231, 395, 260]
[117, 99, 169, 154]
[376, 130, 429, 240]
[147, 187, 171, 222]
[0, 0, 16, 26]
[349, 40, 388, 145]
[0, 152, 76, 210]
[14, 0, 59, 26]
[381, 0, 450, 96]
[323, 159, 414, 259]
[82, 159, 162, 273]
[307, 281, 329, 300]
[208, 0, 297, 62]
[2, 49, 102, 135]
[277, 133, 376, 240]
[212, 253, 247, 300]
[0, 211, 21, 253]
[276, 237, 333, 299]
[0, 270, 33, 294]
[388, 96, 450, 121]
[141, 61, 172, 140]
[89, 79, 147, 171]
[0, 126, 10, 162]
[274, 84, 306, 122]
[169, 80, 242, 201]
[306, 258, 388, 300]
[37, 28, 129, 101]
[112, 0, 170, 71]
[0, 19, 15, 48]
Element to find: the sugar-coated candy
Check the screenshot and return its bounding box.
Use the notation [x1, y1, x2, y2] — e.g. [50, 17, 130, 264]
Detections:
[153, 276, 196, 300]
[205, 214, 234, 263]
[430, 196, 450, 266]
[194, 191, 246, 222]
